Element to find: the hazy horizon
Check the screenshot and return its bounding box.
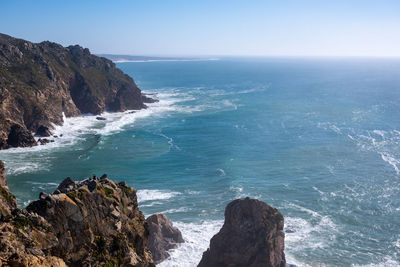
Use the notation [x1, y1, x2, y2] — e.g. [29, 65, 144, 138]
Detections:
[2, 0, 400, 57]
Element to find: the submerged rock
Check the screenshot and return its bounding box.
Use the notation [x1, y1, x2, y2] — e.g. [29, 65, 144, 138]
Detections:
[96, 116, 107, 120]
[38, 138, 54, 145]
[198, 197, 286, 267]
[146, 213, 184, 264]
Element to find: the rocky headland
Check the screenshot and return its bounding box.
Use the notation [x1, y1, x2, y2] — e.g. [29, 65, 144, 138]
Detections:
[0, 162, 155, 266]
[0, 33, 154, 149]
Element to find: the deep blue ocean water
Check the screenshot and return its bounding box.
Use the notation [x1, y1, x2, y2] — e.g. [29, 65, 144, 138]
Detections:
[1, 58, 400, 266]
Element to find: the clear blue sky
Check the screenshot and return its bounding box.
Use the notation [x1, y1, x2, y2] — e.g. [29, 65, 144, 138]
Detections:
[1, 0, 400, 57]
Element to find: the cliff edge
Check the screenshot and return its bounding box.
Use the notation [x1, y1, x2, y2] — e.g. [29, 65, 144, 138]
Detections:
[0, 161, 154, 266]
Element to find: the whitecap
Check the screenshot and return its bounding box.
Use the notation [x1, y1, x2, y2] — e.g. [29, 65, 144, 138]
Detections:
[160, 207, 189, 214]
[216, 168, 226, 176]
[136, 189, 181, 203]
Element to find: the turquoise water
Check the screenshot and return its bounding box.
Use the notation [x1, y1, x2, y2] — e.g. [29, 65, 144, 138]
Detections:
[1, 58, 400, 266]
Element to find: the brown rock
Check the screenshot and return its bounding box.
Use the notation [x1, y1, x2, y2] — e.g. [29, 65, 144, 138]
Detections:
[198, 197, 286, 267]
[0, 33, 155, 150]
[0, 163, 154, 266]
[146, 214, 184, 264]
[0, 160, 17, 218]
[27, 177, 155, 266]
[0, 162, 65, 266]
[0, 160, 6, 187]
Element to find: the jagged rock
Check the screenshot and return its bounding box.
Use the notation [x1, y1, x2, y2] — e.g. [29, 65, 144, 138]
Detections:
[36, 125, 52, 137]
[0, 163, 155, 267]
[6, 124, 37, 148]
[146, 214, 184, 264]
[0, 161, 65, 266]
[198, 197, 286, 267]
[55, 177, 75, 193]
[27, 177, 155, 266]
[0, 33, 154, 150]
[0, 160, 17, 218]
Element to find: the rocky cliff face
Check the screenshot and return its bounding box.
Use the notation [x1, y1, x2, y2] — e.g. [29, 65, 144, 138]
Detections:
[198, 197, 286, 267]
[0, 33, 151, 149]
[0, 165, 154, 267]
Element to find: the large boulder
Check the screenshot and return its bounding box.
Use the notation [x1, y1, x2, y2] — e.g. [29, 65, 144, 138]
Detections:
[198, 197, 286, 267]
[146, 214, 184, 264]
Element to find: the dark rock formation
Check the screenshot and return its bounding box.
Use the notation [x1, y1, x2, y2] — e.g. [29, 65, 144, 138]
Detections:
[96, 116, 107, 120]
[198, 197, 286, 267]
[0, 33, 152, 149]
[0, 162, 155, 266]
[6, 124, 37, 148]
[146, 213, 184, 264]
[36, 125, 52, 137]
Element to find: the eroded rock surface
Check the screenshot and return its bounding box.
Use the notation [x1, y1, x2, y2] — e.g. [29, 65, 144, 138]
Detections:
[0, 164, 155, 267]
[146, 213, 184, 264]
[198, 197, 286, 267]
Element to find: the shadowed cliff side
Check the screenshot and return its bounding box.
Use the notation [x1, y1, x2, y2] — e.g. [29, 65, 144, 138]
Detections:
[0, 33, 153, 149]
[198, 197, 286, 267]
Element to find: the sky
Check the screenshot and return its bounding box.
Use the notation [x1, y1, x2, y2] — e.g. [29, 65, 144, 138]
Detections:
[1, 0, 400, 57]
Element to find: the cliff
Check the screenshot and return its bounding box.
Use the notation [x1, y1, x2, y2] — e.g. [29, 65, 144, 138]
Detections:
[198, 197, 286, 267]
[0, 161, 154, 266]
[0, 33, 152, 149]
[0, 159, 287, 267]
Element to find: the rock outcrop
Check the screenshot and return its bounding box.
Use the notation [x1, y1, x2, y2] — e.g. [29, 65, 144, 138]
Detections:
[0, 33, 154, 149]
[146, 213, 184, 264]
[0, 160, 17, 219]
[0, 164, 155, 267]
[198, 197, 286, 267]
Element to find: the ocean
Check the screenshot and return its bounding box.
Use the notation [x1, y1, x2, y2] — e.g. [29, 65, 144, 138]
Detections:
[1, 57, 400, 266]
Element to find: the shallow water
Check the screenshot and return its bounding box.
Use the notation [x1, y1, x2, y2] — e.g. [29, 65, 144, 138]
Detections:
[1, 58, 400, 266]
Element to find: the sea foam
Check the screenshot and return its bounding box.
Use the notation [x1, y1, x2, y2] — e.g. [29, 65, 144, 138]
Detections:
[157, 220, 223, 267]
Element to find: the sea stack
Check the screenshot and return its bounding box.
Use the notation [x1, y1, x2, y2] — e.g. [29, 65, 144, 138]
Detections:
[198, 197, 286, 267]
